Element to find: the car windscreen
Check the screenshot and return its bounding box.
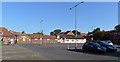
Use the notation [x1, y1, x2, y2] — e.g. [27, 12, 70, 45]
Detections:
[102, 42, 110, 45]
[92, 43, 101, 47]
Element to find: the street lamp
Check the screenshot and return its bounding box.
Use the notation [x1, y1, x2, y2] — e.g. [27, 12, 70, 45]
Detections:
[90, 26, 96, 41]
[70, 1, 84, 50]
[40, 20, 43, 45]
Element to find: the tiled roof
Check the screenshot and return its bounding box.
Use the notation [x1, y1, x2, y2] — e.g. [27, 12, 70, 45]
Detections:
[26, 34, 41, 39]
[58, 31, 73, 35]
[80, 33, 87, 36]
[0, 27, 15, 37]
[10, 30, 21, 35]
[61, 35, 85, 39]
[108, 30, 120, 33]
[26, 34, 57, 39]
[42, 35, 57, 39]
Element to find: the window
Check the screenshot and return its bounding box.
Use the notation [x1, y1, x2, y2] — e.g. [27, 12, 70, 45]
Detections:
[41, 36, 43, 38]
[35, 38, 38, 40]
[114, 33, 117, 35]
[46, 36, 48, 38]
[118, 33, 120, 35]
[0, 31, 3, 34]
[66, 40, 69, 42]
[34, 36, 37, 37]
[72, 40, 74, 42]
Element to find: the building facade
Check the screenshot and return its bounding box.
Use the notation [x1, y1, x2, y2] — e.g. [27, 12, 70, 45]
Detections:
[17, 34, 58, 44]
[0, 27, 15, 44]
[57, 31, 86, 43]
[108, 30, 120, 44]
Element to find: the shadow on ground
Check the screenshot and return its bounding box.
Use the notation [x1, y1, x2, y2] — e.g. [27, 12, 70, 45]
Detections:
[67, 49, 120, 58]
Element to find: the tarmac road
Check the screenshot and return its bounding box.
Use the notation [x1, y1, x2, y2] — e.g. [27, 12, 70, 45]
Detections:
[16, 43, 120, 60]
[2, 45, 50, 60]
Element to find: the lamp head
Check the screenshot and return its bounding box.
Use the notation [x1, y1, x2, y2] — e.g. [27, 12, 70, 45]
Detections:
[70, 8, 72, 10]
[81, 1, 84, 3]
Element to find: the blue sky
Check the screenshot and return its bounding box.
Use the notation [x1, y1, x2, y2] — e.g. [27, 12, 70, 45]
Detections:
[2, 2, 118, 35]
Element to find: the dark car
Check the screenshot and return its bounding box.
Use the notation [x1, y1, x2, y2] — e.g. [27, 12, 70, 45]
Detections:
[82, 42, 107, 53]
[94, 41, 117, 52]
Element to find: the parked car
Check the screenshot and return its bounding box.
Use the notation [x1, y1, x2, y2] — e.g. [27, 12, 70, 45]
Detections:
[101, 41, 113, 45]
[82, 42, 107, 53]
[94, 41, 117, 52]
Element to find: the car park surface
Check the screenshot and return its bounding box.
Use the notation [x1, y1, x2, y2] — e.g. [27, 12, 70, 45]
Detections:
[2, 43, 120, 61]
[15, 43, 120, 60]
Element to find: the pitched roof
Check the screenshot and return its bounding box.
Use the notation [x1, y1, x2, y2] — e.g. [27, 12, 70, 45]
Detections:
[107, 30, 120, 33]
[10, 30, 21, 35]
[26, 34, 41, 39]
[61, 35, 85, 39]
[58, 31, 74, 35]
[42, 35, 57, 39]
[80, 33, 87, 36]
[26, 34, 57, 39]
[0, 27, 15, 37]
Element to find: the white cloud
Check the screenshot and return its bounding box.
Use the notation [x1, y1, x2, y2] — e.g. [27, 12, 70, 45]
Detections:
[1, 0, 120, 2]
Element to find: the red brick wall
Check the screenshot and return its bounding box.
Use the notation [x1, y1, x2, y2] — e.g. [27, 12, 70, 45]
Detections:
[3, 38, 15, 44]
[17, 38, 31, 44]
[3, 38, 9, 44]
[31, 39, 40, 44]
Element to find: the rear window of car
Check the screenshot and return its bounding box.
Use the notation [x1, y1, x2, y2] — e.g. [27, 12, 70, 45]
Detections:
[92, 43, 100, 47]
[102, 42, 109, 45]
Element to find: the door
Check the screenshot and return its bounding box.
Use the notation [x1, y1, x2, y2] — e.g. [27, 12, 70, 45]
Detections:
[62, 38, 65, 43]
[50, 39, 51, 43]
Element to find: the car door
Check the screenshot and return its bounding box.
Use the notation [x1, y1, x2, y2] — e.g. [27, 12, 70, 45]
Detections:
[86, 44, 94, 51]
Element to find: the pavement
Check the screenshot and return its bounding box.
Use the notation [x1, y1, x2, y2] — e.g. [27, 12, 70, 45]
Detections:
[2, 44, 50, 60]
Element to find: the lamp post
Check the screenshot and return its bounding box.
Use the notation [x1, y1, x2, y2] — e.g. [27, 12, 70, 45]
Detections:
[40, 20, 43, 45]
[70, 1, 84, 50]
[90, 26, 96, 41]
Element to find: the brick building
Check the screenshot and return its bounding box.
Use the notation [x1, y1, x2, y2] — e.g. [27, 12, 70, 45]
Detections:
[17, 34, 58, 44]
[108, 30, 120, 44]
[86, 30, 120, 44]
[0, 27, 15, 44]
[86, 32, 93, 43]
[57, 31, 86, 43]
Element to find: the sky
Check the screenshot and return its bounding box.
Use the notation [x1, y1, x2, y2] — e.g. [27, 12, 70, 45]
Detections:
[2, 2, 118, 35]
[1, 0, 120, 2]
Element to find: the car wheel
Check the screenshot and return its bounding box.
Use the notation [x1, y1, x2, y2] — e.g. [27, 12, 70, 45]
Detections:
[82, 48, 86, 52]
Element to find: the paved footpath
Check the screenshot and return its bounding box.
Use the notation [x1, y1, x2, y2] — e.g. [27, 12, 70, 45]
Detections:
[2, 45, 50, 60]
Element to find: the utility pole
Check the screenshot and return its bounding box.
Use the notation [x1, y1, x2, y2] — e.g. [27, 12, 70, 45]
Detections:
[90, 26, 96, 41]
